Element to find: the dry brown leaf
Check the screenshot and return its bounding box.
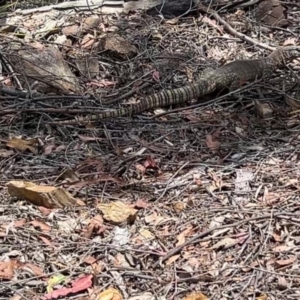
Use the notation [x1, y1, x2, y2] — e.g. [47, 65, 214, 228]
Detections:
[81, 33, 96, 49]
[62, 24, 79, 36]
[277, 276, 288, 290]
[144, 156, 158, 169]
[82, 215, 105, 238]
[211, 237, 239, 250]
[83, 16, 102, 31]
[43, 143, 56, 155]
[144, 212, 167, 226]
[9, 295, 22, 300]
[99, 33, 137, 60]
[30, 220, 51, 232]
[0, 149, 15, 158]
[166, 255, 180, 266]
[7, 180, 80, 208]
[6, 137, 38, 154]
[96, 287, 123, 300]
[202, 16, 223, 34]
[39, 236, 54, 247]
[272, 231, 282, 242]
[131, 228, 155, 245]
[134, 198, 149, 209]
[127, 292, 155, 300]
[184, 292, 208, 300]
[0, 260, 18, 280]
[283, 37, 296, 46]
[54, 145, 66, 152]
[97, 201, 137, 224]
[57, 169, 81, 183]
[38, 206, 53, 216]
[176, 225, 194, 247]
[272, 245, 293, 253]
[173, 202, 186, 213]
[186, 257, 200, 269]
[87, 79, 118, 88]
[20, 262, 46, 276]
[205, 133, 220, 152]
[83, 256, 97, 265]
[275, 256, 296, 267]
[139, 229, 154, 240]
[13, 219, 27, 228]
[135, 164, 146, 174]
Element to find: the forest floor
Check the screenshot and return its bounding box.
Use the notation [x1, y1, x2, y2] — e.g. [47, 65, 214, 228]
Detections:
[1, 1, 300, 299]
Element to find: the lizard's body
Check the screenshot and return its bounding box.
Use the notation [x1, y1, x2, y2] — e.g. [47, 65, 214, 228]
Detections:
[55, 46, 300, 125]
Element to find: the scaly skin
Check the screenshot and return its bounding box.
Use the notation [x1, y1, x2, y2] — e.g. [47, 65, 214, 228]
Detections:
[54, 46, 300, 125]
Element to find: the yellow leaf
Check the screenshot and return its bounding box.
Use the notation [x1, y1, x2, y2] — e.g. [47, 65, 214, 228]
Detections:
[97, 201, 137, 224]
[96, 287, 123, 300]
[47, 273, 67, 293]
[139, 229, 154, 240]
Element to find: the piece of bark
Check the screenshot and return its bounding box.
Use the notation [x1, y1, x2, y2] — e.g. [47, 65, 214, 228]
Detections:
[9, 43, 79, 93]
[255, 101, 274, 119]
[255, 0, 288, 27]
[7, 180, 83, 209]
[99, 33, 138, 60]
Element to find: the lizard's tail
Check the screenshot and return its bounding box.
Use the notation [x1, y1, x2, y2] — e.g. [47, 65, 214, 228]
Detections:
[85, 79, 211, 122]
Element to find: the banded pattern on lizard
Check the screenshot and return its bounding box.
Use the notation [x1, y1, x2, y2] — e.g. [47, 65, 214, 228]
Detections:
[55, 46, 300, 125]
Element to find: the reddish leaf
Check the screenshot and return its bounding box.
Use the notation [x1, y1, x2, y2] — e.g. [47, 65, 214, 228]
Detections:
[38, 207, 53, 216]
[144, 157, 157, 169]
[30, 220, 51, 232]
[43, 144, 56, 155]
[206, 133, 220, 152]
[134, 198, 149, 209]
[77, 135, 103, 142]
[152, 70, 160, 82]
[135, 164, 146, 174]
[13, 219, 27, 228]
[54, 145, 66, 152]
[43, 274, 93, 300]
[39, 236, 54, 248]
[275, 256, 296, 267]
[0, 260, 18, 280]
[9, 295, 22, 300]
[86, 80, 117, 88]
[83, 256, 97, 265]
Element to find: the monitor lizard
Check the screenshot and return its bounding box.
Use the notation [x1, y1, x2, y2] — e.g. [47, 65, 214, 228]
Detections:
[54, 46, 300, 125]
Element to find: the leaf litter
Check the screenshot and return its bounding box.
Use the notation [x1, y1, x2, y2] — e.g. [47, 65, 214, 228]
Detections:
[1, 1, 300, 300]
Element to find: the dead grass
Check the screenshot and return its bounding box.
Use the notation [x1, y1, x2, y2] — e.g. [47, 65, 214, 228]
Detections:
[1, 3, 300, 300]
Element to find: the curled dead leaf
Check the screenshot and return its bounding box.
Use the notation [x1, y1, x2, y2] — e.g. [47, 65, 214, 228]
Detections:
[211, 237, 240, 250]
[96, 287, 123, 300]
[97, 201, 137, 224]
[184, 292, 208, 300]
